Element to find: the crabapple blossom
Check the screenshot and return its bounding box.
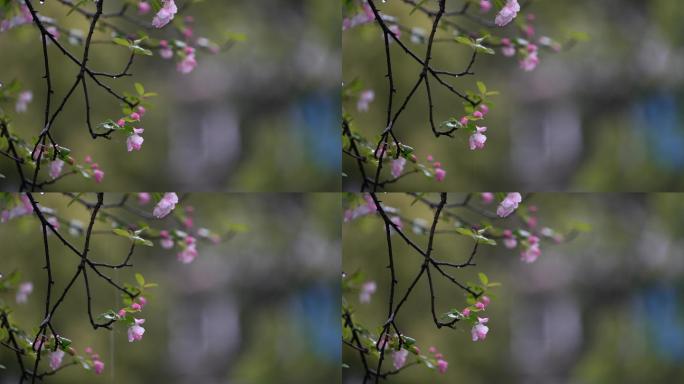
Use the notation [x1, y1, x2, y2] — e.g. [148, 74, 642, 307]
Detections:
[342, 2, 375, 31]
[519, 49, 540, 71]
[479, 103, 490, 116]
[473, 110, 484, 119]
[390, 216, 403, 230]
[496, 192, 522, 218]
[501, 38, 516, 57]
[15, 90, 32, 112]
[437, 359, 448, 374]
[159, 230, 175, 249]
[127, 318, 146, 342]
[481, 192, 494, 204]
[152, 0, 177, 29]
[393, 349, 409, 370]
[495, 0, 520, 27]
[471, 317, 489, 341]
[93, 359, 105, 374]
[127, 128, 145, 152]
[49, 159, 64, 179]
[137, 193, 151, 205]
[469, 126, 487, 150]
[359, 281, 376, 303]
[153, 193, 179, 219]
[480, 0, 492, 13]
[391, 157, 406, 178]
[49, 350, 65, 371]
[357, 89, 375, 112]
[177, 243, 198, 264]
[520, 242, 541, 263]
[138, 1, 151, 15]
[435, 167, 446, 182]
[344, 194, 378, 222]
[177, 51, 197, 74]
[159, 40, 174, 59]
[462, 307, 471, 317]
[138, 296, 147, 309]
[16, 282, 33, 304]
[503, 229, 517, 249]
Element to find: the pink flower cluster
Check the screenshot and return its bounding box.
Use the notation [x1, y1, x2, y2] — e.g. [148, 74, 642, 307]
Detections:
[494, 0, 520, 27]
[15, 90, 32, 113]
[15, 281, 33, 304]
[177, 235, 198, 264]
[359, 281, 376, 304]
[0, 4, 32, 33]
[342, 2, 375, 31]
[471, 317, 490, 341]
[1, 194, 33, 223]
[390, 157, 406, 179]
[153, 193, 179, 219]
[117, 106, 147, 152]
[84, 155, 105, 183]
[427, 346, 449, 374]
[343, 194, 377, 222]
[357, 89, 375, 112]
[496, 192, 522, 218]
[426, 155, 446, 182]
[152, 0, 177, 29]
[84, 347, 105, 374]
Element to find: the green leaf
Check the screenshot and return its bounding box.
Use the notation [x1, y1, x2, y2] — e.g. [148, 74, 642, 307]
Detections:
[112, 37, 131, 48]
[135, 273, 145, 287]
[476, 81, 487, 94]
[134, 83, 145, 96]
[478, 272, 489, 285]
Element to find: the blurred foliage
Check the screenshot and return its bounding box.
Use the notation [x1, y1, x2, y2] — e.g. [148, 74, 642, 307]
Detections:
[1, 192, 340, 383]
[343, 193, 684, 383]
[0, 0, 340, 191]
[343, 0, 684, 191]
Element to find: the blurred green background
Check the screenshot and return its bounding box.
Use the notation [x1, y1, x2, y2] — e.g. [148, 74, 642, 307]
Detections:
[0, 192, 341, 383]
[343, 0, 684, 191]
[343, 193, 684, 383]
[0, 0, 340, 191]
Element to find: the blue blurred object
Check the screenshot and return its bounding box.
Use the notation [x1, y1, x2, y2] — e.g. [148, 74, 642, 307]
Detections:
[633, 285, 684, 361]
[291, 283, 341, 361]
[632, 93, 684, 171]
[292, 92, 341, 170]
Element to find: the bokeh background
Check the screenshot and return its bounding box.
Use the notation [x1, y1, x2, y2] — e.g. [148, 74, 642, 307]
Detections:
[343, 0, 684, 191]
[0, 192, 341, 384]
[343, 193, 684, 383]
[0, 0, 340, 191]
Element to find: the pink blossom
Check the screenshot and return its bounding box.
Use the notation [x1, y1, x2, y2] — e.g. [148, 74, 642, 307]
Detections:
[127, 128, 145, 152]
[519, 51, 539, 71]
[357, 89, 375, 112]
[501, 38, 516, 57]
[359, 281, 376, 304]
[131, 303, 142, 311]
[118, 309, 126, 318]
[479, 0, 492, 13]
[130, 112, 141, 121]
[503, 229, 517, 249]
[153, 193, 179, 219]
[392, 348, 409, 370]
[480, 296, 491, 308]
[93, 359, 105, 375]
[138, 296, 147, 308]
[469, 126, 487, 150]
[138, 1, 151, 15]
[127, 318, 146, 342]
[435, 168, 446, 182]
[177, 53, 197, 74]
[471, 317, 489, 341]
[342, 2, 375, 31]
[344, 194, 378, 222]
[49, 159, 64, 180]
[388, 24, 401, 38]
[117, 119, 126, 127]
[152, 0, 177, 29]
[93, 169, 105, 183]
[391, 157, 406, 178]
[1, 194, 34, 223]
[427, 155, 434, 162]
[495, 0, 520, 27]
[437, 359, 449, 374]
[15, 90, 32, 113]
[462, 308, 471, 317]
[473, 111, 484, 119]
[16, 282, 33, 304]
[137, 106, 146, 116]
[520, 243, 541, 263]
[177, 244, 198, 264]
[459, 116, 469, 126]
[49, 350, 65, 371]
[137, 193, 151, 205]
[481, 192, 494, 204]
[479, 104, 489, 116]
[46, 26, 60, 40]
[496, 193, 522, 218]
[475, 302, 486, 310]
[160, 235, 174, 249]
[85, 347, 93, 354]
[390, 216, 403, 230]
